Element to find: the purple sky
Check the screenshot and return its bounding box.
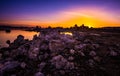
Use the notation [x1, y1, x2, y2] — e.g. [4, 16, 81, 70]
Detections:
[0, 0, 120, 27]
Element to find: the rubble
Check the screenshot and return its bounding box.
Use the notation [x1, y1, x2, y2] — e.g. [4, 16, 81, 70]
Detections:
[0, 30, 120, 76]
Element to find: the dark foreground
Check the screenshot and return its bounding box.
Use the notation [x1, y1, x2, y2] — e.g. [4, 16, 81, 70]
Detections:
[0, 30, 120, 76]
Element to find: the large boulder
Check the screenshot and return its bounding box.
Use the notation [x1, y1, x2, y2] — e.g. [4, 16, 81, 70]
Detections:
[28, 47, 39, 60]
[50, 55, 75, 69]
[49, 40, 65, 53]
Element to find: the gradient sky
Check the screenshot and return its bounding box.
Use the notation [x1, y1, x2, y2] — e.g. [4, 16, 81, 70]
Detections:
[0, 0, 120, 27]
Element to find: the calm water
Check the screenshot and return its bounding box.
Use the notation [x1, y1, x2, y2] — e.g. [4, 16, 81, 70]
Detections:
[0, 30, 39, 47]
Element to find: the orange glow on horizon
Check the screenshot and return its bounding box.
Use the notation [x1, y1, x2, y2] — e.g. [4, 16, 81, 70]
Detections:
[0, 7, 120, 28]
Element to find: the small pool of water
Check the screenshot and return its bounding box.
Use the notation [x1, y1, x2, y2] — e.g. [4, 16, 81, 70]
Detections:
[0, 30, 39, 47]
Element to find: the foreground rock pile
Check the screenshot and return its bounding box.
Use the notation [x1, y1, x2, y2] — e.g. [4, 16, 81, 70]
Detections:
[0, 30, 120, 76]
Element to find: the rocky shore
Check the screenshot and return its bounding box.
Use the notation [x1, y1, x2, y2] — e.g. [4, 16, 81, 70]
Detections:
[0, 30, 120, 76]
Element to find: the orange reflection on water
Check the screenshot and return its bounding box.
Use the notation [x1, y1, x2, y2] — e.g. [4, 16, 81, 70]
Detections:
[60, 32, 72, 36]
[0, 30, 39, 47]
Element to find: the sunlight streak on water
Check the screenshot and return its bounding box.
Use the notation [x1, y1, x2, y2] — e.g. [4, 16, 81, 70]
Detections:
[60, 32, 73, 36]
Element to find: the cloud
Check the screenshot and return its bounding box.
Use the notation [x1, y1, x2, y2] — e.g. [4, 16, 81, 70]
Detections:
[63, 11, 93, 18]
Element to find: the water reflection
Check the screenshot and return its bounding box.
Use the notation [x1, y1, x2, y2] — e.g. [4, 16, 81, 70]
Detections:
[60, 32, 73, 36]
[0, 30, 38, 47]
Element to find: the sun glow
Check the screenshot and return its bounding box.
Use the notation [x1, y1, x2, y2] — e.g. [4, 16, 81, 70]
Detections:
[0, 6, 120, 28]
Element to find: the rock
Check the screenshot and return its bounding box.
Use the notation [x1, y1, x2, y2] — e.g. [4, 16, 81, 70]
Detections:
[90, 33, 101, 37]
[34, 72, 44, 76]
[6, 40, 11, 45]
[74, 44, 87, 51]
[0, 61, 20, 73]
[44, 53, 49, 59]
[93, 56, 101, 62]
[59, 70, 65, 75]
[49, 40, 65, 53]
[33, 34, 38, 40]
[78, 51, 85, 56]
[0, 30, 120, 76]
[28, 47, 39, 59]
[0, 63, 4, 69]
[61, 35, 76, 49]
[88, 59, 95, 67]
[11, 74, 16, 76]
[68, 56, 74, 61]
[40, 44, 49, 51]
[110, 50, 117, 56]
[38, 62, 46, 71]
[70, 49, 75, 55]
[14, 35, 24, 43]
[20, 62, 26, 68]
[0, 53, 2, 59]
[51, 55, 75, 70]
[92, 44, 99, 49]
[38, 55, 44, 61]
[4, 51, 9, 56]
[65, 62, 74, 69]
[84, 39, 92, 43]
[89, 51, 96, 57]
[51, 55, 67, 69]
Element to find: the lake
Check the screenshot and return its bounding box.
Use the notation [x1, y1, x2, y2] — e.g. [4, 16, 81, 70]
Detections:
[0, 30, 39, 47]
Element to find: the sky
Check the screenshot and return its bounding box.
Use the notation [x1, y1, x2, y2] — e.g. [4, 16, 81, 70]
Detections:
[0, 0, 120, 28]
